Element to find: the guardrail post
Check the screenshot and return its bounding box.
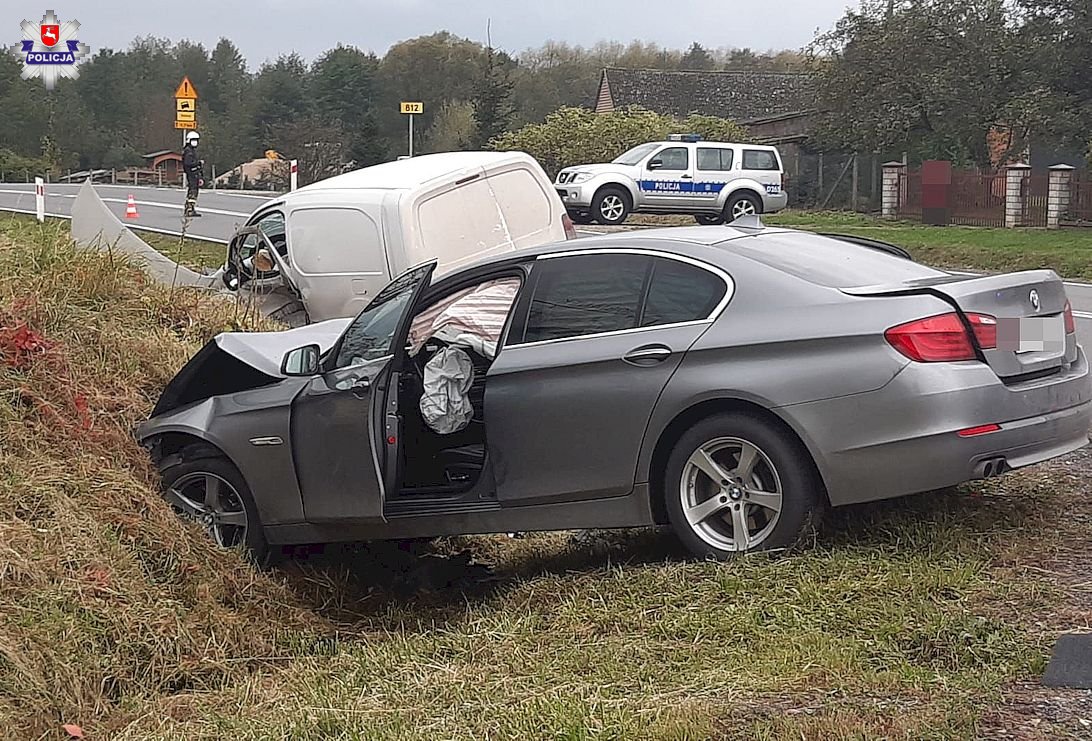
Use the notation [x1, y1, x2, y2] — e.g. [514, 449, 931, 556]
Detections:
[881, 162, 904, 219]
[1005, 163, 1031, 228]
[1047, 164, 1076, 229]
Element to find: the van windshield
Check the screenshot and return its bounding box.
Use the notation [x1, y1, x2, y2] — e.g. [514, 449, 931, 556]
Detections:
[612, 143, 660, 166]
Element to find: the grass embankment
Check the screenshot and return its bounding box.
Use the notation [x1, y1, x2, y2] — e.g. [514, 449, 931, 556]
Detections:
[0, 214, 1088, 738]
[629, 211, 1092, 280]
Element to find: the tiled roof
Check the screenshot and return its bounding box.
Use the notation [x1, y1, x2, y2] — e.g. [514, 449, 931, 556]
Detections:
[598, 67, 817, 123]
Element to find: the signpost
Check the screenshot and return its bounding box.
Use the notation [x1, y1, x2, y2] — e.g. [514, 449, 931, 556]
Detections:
[174, 77, 199, 150]
[290, 159, 298, 191]
[400, 101, 423, 158]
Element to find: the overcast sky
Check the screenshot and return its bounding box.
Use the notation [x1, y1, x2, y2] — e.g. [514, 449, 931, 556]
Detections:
[12, 1, 859, 67]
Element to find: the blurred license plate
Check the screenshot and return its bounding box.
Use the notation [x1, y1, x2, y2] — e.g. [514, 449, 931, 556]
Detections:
[997, 316, 1065, 353]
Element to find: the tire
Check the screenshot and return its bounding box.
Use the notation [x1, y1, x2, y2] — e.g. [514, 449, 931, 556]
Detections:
[569, 212, 594, 226]
[159, 449, 271, 566]
[591, 187, 630, 226]
[724, 192, 763, 223]
[663, 413, 822, 560]
[694, 214, 724, 226]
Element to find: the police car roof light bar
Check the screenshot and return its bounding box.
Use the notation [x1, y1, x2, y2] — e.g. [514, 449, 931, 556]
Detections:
[667, 134, 703, 142]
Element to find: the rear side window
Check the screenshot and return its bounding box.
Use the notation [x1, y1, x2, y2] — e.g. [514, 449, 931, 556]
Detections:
[641, 258, 727, 326]
[742, 150, 780, 171]
[697, 148, 734, 172]
[521, 254, 651, 343]
[288, 207, 386, 275]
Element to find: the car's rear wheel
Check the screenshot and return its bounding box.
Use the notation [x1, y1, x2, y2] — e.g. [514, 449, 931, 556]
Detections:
[592, 187, 630, 226]
[159, 450, 270, 565]
[664, 413, 822, 560]
[724, 192, 762, 222]
[694, 213, 724, 226]
[569, 211, 594, 225]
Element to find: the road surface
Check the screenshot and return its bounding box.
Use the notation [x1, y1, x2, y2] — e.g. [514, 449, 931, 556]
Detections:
[2, 182, 1092, 348]
[0, 182, 273, 244]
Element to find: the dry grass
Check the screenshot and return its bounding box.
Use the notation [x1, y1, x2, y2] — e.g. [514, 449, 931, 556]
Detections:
[1, 214, 1090, 739]
[0, 215, 325, 736]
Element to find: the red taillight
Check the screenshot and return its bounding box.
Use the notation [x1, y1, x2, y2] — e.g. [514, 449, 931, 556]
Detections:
[885, 312, 996, 362]
[1064, 299, 1076, 334]
[958, 424, 1001, 437]
[562, 213, 577, 240]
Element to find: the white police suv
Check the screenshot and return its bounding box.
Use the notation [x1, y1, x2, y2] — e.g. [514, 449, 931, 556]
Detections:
[554, 134, 788, 226]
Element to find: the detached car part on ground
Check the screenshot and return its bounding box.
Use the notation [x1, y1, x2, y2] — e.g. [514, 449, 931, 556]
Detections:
[138, 221, 1092, 563]
[554, 135, 788, 226]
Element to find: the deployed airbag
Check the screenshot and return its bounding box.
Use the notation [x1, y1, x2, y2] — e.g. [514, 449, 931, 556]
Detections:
[419, 346, 475, 435]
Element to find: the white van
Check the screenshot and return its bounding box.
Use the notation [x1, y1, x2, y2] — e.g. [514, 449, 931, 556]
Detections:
[222, 151, 575, 325]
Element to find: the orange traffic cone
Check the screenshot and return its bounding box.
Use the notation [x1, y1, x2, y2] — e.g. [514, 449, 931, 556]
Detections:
[125, 194, 139, 219]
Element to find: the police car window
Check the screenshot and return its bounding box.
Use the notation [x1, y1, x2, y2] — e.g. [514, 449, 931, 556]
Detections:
[613, 143, 659, 166]
[652, 147, 689, 171]
[697, 148, 734, 171]
[742, 150, 779, 171]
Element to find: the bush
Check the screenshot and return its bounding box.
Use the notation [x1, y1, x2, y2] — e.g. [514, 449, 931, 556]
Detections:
[489, 106, 752, 178]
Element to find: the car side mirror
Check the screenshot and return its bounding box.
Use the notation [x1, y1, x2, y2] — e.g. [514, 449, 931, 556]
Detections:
[282, 344, 320, 376]
[648, 159, 663, 171]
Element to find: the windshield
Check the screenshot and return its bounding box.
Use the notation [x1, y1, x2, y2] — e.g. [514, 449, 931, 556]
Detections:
[612, 143, 660, 166]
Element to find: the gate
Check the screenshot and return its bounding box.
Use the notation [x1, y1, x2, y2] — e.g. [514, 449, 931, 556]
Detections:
[896, 170, 921, 221]
[1069, 172, 1092, 225]
[949, 171, 1006, 227]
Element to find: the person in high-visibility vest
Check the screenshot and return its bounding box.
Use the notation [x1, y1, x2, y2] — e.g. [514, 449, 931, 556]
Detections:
[182, 131, 205, 217]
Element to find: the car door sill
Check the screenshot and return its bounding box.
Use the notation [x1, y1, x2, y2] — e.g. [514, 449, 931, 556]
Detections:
[384, 499, 500, 518]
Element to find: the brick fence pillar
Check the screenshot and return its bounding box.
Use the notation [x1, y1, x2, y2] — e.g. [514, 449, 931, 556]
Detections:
[881, 162, 905, 219]
[1047, 164, 1076, 229]
[1005, 163, 1031, 228]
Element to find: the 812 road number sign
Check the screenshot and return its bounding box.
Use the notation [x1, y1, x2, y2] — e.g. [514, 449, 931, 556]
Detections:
[400, 102, 423, 114]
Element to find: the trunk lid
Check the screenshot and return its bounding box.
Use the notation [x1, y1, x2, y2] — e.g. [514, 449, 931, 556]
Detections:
[844, 269, 1073, 379]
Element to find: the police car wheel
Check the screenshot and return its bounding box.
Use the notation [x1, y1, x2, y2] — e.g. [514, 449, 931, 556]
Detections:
[725, 193, 762, 223]
[592, 187, 630, 226]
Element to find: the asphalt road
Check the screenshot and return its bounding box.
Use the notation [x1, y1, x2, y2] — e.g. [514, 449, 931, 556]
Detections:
[2, 181, 1092, 349]
[0, 182, 273, 244]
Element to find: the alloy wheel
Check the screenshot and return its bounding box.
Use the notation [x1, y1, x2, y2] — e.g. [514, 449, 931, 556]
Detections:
[731, 199, 758, 220]
[679, 436, 783, 552]
[164, 471, 249, 548]
[600, 194, 626, 222]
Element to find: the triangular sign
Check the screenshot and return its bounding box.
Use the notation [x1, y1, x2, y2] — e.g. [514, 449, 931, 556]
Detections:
[174, 76, 198, 99]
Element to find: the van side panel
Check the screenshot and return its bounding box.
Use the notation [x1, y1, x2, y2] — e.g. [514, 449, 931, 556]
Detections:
[286, 204, 390, 321]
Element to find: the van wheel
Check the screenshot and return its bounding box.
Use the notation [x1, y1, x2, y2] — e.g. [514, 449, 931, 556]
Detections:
[724, 192, 762, 223]
[592, 187, 630, 226]
[663, 413, 822, 560]
[695, 214, 724, 226]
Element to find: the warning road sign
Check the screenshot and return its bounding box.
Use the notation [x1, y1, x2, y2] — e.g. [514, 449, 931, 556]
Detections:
[174, 76, 198, 99]
[176, 98, 194, 112]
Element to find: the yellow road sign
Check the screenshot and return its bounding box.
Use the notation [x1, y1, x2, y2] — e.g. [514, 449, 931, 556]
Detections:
[174, 120, 198, 130]
[177, 98, 195, 112]
[174, 76, 198, 100]
[400, 101, 423, 114]
[175, 110, 195, 123]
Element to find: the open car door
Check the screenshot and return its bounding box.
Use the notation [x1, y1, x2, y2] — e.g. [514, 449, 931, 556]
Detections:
[289, 261, 436, 523]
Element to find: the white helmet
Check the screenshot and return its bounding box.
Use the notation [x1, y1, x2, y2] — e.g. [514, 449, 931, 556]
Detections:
[186, 131, 200, 144]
